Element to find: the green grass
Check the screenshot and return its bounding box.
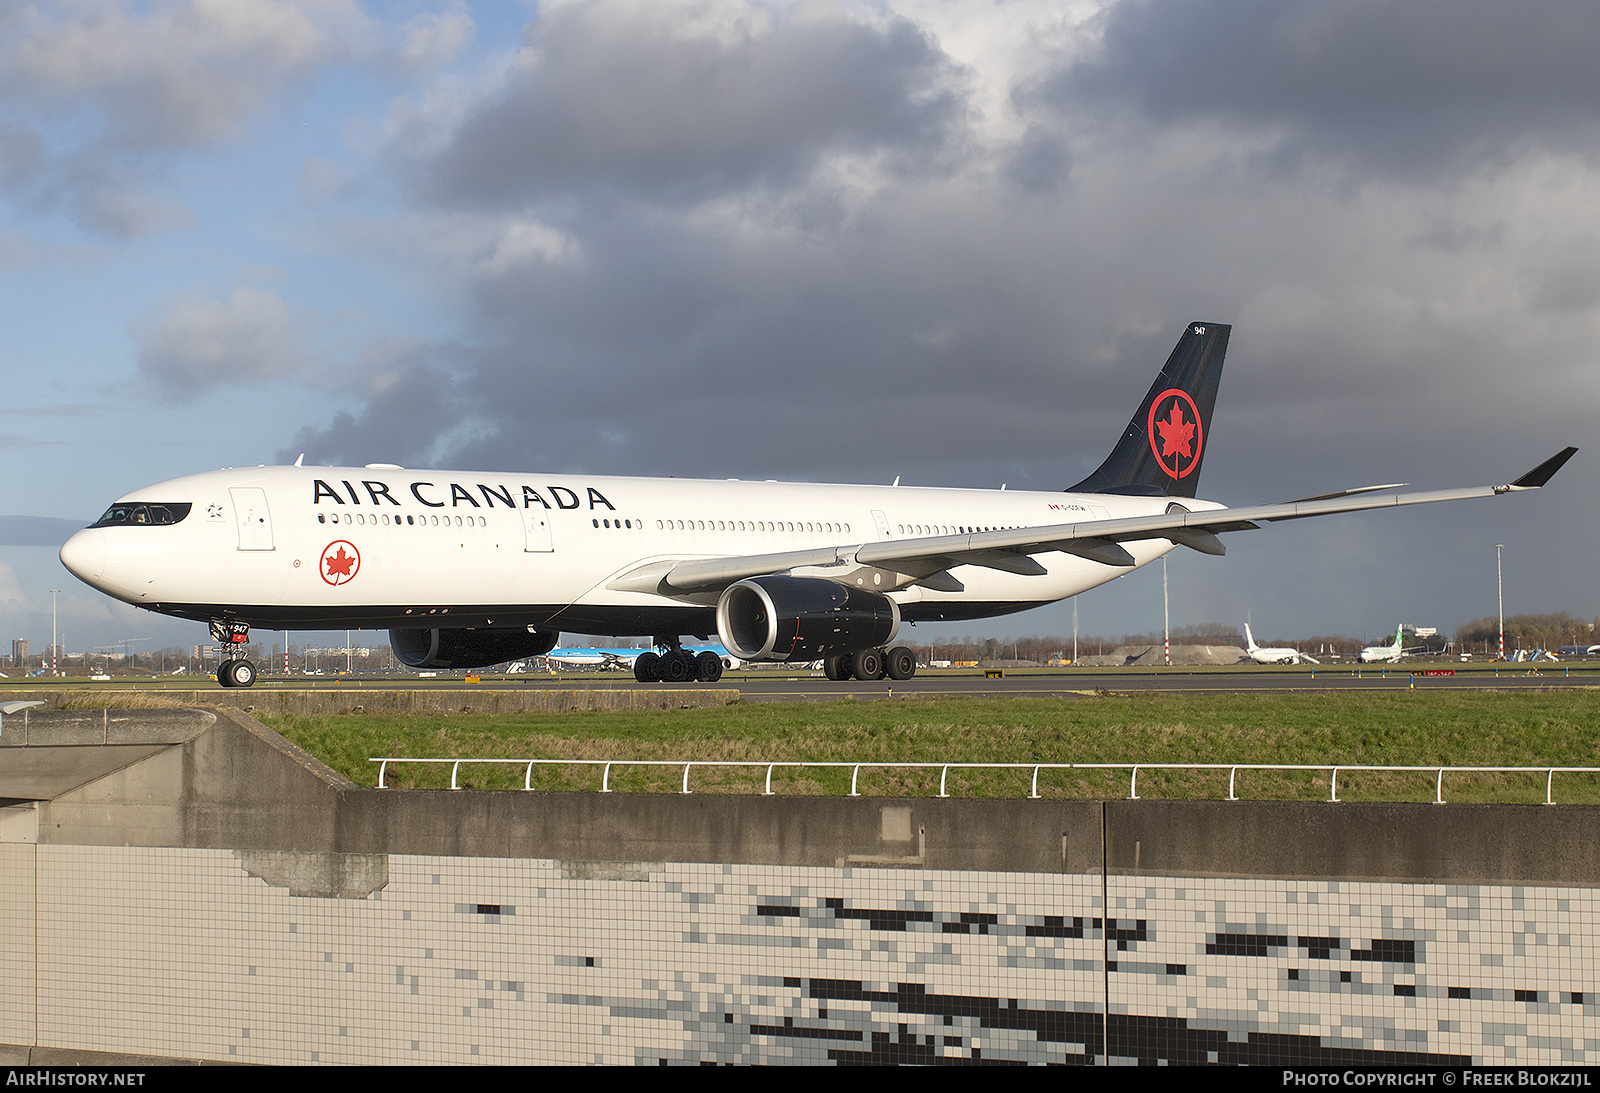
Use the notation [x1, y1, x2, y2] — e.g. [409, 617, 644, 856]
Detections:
[260, 690, 1600, 804]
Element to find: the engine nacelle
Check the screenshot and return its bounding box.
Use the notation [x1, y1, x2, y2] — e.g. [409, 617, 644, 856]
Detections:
[389, 626, 559, 669]
[716, 575, 900, 662]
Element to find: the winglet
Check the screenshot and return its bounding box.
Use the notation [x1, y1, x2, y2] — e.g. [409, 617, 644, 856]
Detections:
[1505, 447, 1577, 491]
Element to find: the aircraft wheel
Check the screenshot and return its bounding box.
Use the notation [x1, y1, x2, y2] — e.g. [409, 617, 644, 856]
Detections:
[658, 650, 692, 683]
[231, 659, 257, 688]
[696, 651, 724, 683]
[826, 653, 855, 681]
[217, 662, 235, 688]
[634, 652, 661, 683]
[852, 648, 885, 681]
[885, 646, 917, 680]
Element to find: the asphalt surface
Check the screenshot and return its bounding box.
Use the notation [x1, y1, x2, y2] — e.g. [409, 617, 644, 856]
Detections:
[693, 665, 1598, 701]
[160, 663, 1600, 701]
[10, 665, 1593, 702]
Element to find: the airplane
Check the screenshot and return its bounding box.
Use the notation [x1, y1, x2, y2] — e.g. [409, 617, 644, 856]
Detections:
[57, 322, 1577, 689]
[1359, 625, 1406, 663]
[1243, 623, 1319, 665]
[547, 643, 742, 672]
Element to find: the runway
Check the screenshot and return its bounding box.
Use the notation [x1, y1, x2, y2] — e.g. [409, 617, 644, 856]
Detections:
[696, 665, 1599, 701]
[9, 664, 1592, 705]
[179, 663, 1599, 702]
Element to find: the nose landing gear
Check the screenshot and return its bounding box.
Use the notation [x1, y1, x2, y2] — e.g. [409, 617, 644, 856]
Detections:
[218, 658, 257, 688]
[210, 621, 257, 689]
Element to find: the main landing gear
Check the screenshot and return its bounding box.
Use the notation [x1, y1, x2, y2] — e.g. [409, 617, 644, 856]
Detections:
[634, 638, 725, 684]
[211, 621, 257, 689]
[823, 646, 918, 682]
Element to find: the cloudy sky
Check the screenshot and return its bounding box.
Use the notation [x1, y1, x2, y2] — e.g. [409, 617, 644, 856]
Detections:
[2, 0, 1594, 658]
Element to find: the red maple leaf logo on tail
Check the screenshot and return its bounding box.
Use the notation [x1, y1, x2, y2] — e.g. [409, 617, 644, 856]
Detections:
[1155, 402, 1194, 459]
[1145, 389, 1203, 479]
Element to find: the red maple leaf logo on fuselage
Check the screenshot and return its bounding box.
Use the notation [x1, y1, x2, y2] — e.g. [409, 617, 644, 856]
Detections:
[319, 540, 360, 585]
[325, 547, 355, 578]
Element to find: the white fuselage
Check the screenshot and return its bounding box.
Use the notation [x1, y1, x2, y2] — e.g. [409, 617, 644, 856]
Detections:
[1246, 645, 1310, 665]
[1243, 623, 1313, 665]
[60, 465, 1218, 636]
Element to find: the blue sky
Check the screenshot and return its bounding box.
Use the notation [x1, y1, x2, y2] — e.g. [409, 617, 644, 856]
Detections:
[2, 0, 1595, 658]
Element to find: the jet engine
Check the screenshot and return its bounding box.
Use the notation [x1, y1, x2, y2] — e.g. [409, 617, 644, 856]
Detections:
[715, 575, 900, 662]
[389, 626, 559, 669]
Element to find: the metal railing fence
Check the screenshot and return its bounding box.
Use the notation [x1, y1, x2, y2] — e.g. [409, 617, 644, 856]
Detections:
[369, 757, 1600, 805]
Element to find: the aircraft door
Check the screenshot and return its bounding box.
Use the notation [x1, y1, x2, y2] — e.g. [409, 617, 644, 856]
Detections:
[230, 487, 274, 551]
[871, 509, 891, 540]
[523, 510, 554, 552]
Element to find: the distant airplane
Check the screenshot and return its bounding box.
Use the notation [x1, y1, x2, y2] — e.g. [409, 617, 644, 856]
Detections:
[1359, 626, 1406, 663]
[1243, 623, 1319, 665]
[548, 644, 742, 673]
[57, 321, 1577, 689]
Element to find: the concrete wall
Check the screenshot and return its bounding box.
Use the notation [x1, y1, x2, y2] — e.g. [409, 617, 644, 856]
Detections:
[14, 706, 1598, 887]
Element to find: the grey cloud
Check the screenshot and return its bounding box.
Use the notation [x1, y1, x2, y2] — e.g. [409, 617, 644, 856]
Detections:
[1004, 125, 1073, 194]
[0, 516, 90, 546]
[0, 0, 367, 150]
[1524, 248, 1600, 314]
[396, 2, 475, 73]
[0, 0, 370, 236]
[408, 1, 968, 209]
[278, 357, 474, 469]
[134, 287, 312, 397]
[75, 189, 197, 239]
[1035, 0, 1600, 176]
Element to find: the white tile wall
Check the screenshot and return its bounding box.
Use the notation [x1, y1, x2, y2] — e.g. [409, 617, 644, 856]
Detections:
[10, 845, 1595, 1065]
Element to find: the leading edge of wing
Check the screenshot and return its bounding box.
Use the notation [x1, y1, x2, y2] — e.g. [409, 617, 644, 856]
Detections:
[645, 449, 1575, 595]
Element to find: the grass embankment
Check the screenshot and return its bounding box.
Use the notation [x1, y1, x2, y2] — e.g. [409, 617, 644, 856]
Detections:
[261, 690, 1600, 804]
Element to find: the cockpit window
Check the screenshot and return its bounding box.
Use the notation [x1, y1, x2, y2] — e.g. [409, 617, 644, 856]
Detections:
[90, 502, 192, 528]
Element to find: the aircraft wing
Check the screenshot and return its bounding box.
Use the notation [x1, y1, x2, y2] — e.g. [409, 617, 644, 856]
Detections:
[621, 448, 1576, 596]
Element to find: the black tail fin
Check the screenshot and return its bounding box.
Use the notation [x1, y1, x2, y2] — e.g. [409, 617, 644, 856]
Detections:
[1067, 321, 1230, 498]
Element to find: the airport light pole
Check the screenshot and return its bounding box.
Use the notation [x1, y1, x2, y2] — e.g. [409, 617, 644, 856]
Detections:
[50, 589, 59, 676]
[1495, 544, 1505, 660]
[1162, 557, 1170, 667]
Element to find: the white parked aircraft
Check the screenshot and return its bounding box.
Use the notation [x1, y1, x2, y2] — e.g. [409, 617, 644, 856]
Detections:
[1243, 623, 1319, 665]
[1359, 626, 1407, 663]
[58, 323, 1576, 688]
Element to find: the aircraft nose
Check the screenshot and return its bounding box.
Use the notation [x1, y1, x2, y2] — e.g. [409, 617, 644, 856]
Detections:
[59, 528, 106, 585]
